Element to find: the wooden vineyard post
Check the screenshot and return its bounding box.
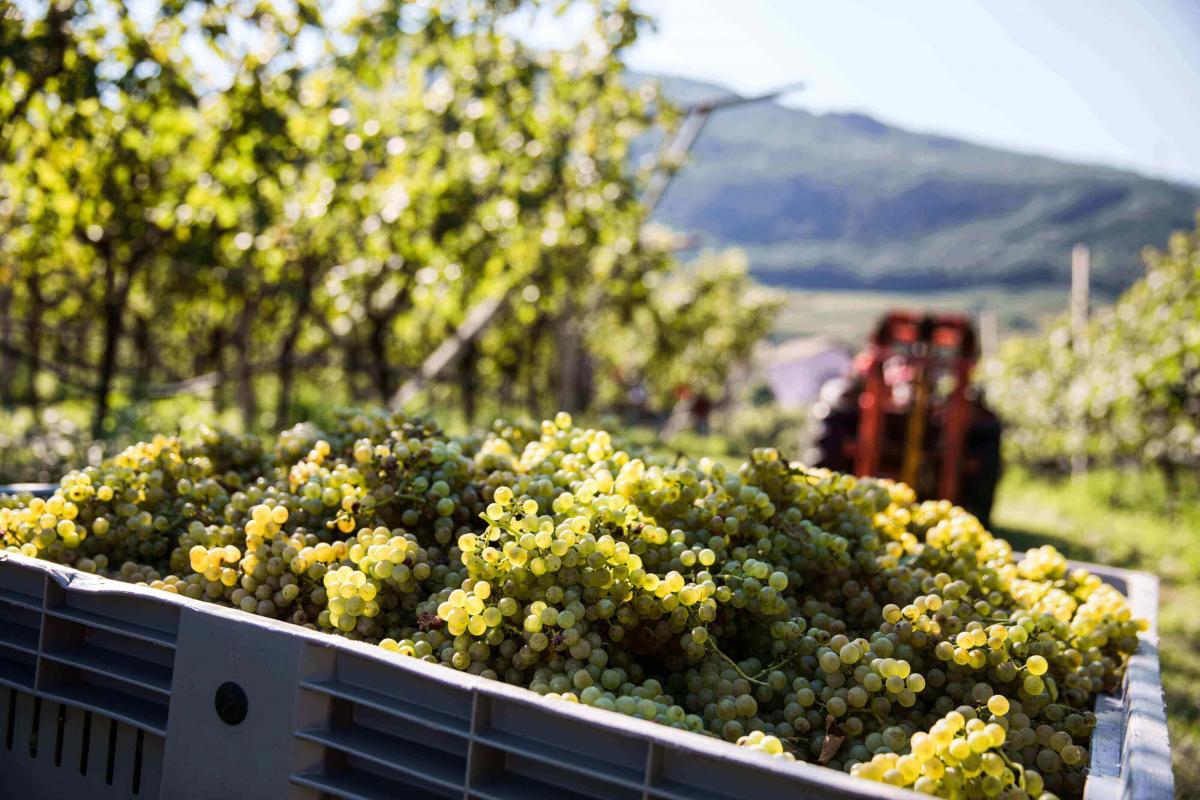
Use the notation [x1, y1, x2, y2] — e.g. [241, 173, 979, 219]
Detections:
[1071, 243, 1090, 477]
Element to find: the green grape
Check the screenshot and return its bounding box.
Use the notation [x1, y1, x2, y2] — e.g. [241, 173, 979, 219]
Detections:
[0, 411, 1145, 800]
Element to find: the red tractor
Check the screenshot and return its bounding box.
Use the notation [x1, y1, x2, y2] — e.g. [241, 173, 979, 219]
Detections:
[810, 312, 1002, 526]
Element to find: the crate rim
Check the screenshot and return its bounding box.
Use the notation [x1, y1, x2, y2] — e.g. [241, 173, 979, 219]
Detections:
[0, 549, 930, 799]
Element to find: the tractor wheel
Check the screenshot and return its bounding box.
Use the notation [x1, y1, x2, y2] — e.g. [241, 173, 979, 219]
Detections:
[958, 413, 1003, 528]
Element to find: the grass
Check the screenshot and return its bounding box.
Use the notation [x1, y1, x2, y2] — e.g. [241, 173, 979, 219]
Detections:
[990, 467, 1200, 798]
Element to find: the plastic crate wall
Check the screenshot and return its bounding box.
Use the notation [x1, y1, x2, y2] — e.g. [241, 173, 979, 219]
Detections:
[0, 549, 1171, 800]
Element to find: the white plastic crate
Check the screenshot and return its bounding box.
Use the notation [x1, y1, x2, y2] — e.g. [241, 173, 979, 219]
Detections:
[0, 486, 1172, 799]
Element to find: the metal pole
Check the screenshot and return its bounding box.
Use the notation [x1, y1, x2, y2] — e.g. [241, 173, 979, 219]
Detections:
[641, 84, 803, 215]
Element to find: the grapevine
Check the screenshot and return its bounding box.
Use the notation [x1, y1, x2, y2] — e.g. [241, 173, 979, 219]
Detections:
[987, 215, 1200, 473]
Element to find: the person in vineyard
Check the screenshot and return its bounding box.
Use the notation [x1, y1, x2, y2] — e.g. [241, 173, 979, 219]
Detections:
[692, 390, 714, 434]
[660, 385, 714, 436]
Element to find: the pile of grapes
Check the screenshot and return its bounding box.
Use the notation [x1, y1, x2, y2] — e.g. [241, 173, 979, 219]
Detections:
[0, 410, 1143, 799]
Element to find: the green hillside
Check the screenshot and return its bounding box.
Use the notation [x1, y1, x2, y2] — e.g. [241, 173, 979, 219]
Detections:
[642, 74, 1200, 295]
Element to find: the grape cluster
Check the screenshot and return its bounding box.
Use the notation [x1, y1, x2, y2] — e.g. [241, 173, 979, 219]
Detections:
[0, 409, 1145, 799]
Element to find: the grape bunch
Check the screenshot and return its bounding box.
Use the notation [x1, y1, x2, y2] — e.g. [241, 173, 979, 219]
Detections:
[0, 409, 1145, 799]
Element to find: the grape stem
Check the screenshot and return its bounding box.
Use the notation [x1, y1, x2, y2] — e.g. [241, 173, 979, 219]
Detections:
[706, 639, 769, 687]
[999, 750, 1026, 790]
[752, 657, 793, 681]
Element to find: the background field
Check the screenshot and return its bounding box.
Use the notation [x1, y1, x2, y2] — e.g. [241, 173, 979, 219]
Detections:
[771, 286, 1071, 346]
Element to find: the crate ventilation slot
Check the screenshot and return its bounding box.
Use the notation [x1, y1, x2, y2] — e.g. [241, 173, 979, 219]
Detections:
[292, 678, 471, 799]
[0, 579, 44, 690]
[37, 602, 178, 736]
[2, 686, 155, 795]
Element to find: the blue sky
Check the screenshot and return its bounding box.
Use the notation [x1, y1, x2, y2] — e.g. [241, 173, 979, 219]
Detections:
[609, 1, 1200, 185]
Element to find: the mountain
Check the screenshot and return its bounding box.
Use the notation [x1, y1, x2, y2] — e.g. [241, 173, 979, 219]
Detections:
[638, 74, 1200, 295]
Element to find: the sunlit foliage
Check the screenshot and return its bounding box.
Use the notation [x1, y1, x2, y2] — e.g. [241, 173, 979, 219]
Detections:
[0, 0, 776, 439]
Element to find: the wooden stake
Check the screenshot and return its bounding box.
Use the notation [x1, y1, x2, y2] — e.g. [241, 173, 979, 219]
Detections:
[979, 308, 998, 361]
[1071, 244, 1090, 358]
[1071, 244, 1090, 476]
